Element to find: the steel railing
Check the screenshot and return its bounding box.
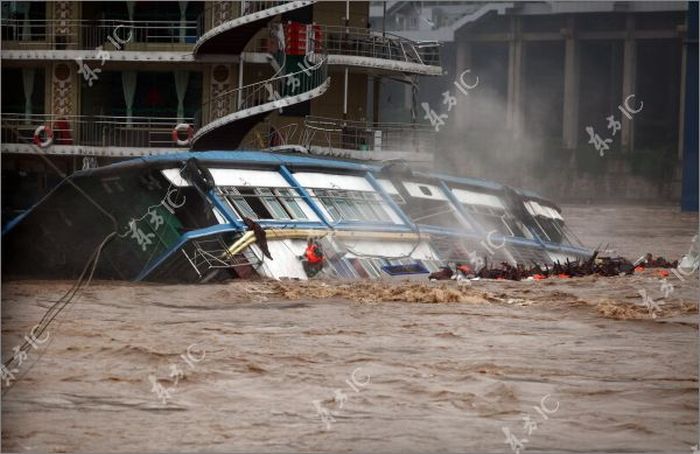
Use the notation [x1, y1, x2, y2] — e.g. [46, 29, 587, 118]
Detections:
[198, 52, 329, 128]
[318, 25, 441, 67]
[199, 1, 294, 33]
[2, 113, 194, 149]
[243, 116, 436, 154]
[303, 116, 436, 154]
[1, 18, 199, 49]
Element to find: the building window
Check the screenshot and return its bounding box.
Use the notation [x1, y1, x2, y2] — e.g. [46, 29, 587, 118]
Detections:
[1, 1, 46, 42]
[309, 188, 393, 223]
[219, 186, 308, 221]
[1, 67, 45, 115]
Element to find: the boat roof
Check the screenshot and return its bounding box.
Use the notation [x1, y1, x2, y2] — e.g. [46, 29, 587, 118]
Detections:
[77, 150, 555, 206]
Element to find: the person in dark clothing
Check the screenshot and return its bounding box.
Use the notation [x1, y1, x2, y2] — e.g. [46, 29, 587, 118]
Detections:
[428, 266, 453, 281]
[242, 217, 272, 260]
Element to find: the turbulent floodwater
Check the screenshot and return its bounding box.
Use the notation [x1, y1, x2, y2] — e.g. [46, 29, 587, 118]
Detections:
[1, 204, 698, 453]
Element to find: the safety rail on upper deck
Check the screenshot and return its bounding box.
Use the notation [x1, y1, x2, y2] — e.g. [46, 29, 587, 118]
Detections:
[192, 52, 330, 149]
[242, 116, 437, 157]
[0, 18, 200, 50]
[318, 25, 441, 68]
[1, 113, 195, 153]
[194, 1, 315, 55]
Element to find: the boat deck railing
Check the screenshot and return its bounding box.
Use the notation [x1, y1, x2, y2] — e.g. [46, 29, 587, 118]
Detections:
[198, 1, 285, 34]
[318, 25, 441, 67]
[1, 18, 199, 49]
[1, 113, 194, 149]
[243, 116, 437, 155]
[196, 45, 329, 131]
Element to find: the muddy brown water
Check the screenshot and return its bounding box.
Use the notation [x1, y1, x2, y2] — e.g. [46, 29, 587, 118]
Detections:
[1, 204, 698, 453]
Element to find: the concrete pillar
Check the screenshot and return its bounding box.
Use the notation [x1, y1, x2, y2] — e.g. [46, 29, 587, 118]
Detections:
[506, 16, 524, 137]
[562, 16, 579, 151]
[455, 39, 472, 75]
[372, 76, 380, 125]
[621, 14, 636, 153]
[454, 39, 472, 127]
[678, 33, 687, 160]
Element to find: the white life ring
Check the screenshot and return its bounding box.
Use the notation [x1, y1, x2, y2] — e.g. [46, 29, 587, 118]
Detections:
[33, 125, 53, 148]
[172, 123, 193, 146]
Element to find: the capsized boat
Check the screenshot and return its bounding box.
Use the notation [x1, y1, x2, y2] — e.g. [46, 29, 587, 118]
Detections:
[2, 151, 592, 282]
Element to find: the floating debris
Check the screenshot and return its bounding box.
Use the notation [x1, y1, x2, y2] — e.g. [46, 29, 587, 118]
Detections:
[435, 250, 690, 282]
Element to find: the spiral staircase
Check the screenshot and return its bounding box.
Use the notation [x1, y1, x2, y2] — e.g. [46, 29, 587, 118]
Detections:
[192, 53, 330, 150]
[191, 0, 443, 151]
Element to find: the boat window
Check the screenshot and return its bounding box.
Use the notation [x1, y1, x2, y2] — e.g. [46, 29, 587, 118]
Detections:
[502, 216, 533, 239]
[220, 187, 258, 219]
[522, 200, 570, 244]
[274, 188, 306, 219]
[256, 188, 290, 220]
[537, 217, 566, 244]
[219, 186, 308, 221]
[460, 203, 531, 239]
[310, 188, 394, 223]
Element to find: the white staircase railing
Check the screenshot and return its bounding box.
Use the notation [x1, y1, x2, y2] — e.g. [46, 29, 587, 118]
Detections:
[193, 53, 330, 146]
[194, 0, 315, 54]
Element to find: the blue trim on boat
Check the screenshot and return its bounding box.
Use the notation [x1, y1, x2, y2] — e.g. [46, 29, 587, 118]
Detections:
[278, 165, 333, 228]
[207, 189, 244, 229]
[136, 224, 241, 281]
[429, 172, 504, 192]
[255, 220, 329, 229]
[133, 151, 379, 173]
[2, 210, 32, 236]
[365, 171, 417, 231]
[438, 180, 485, 234]
[331, 221, 414, 233]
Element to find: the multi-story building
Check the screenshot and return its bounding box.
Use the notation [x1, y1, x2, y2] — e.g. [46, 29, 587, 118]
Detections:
[1, 1, 444, 220]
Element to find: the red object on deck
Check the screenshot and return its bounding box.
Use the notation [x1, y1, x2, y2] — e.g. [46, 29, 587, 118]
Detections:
[285, 22, 307, 55]
[284, 22, 323, 55]
[557, 273, 571, 279]
[533, 274, 547, 280]
[657, 269, 670, 277]
[53, 118, 73, 145]
[634, 266, 645, 273]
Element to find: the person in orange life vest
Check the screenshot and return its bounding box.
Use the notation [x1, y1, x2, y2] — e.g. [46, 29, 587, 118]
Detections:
[299, 238, 324, 277]
[456, 262, 474, 278]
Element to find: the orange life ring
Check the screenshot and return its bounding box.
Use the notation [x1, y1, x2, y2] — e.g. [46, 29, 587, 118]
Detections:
[33, 125, 53, 148]
[172, 123, 193, 146]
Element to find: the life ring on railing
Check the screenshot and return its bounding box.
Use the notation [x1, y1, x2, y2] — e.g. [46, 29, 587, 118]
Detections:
[33, 125, 53, 148]
[172, 123, 193, 146]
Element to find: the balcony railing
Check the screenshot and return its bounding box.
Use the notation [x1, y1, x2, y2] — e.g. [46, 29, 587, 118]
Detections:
[318, 25, 441, 67]
[197, 53, 329, 129]
[1, 18, 199, 49]
[244, 116, 437, 155]
[199, 1, 294, 34]
[2, 113, 194, 149]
